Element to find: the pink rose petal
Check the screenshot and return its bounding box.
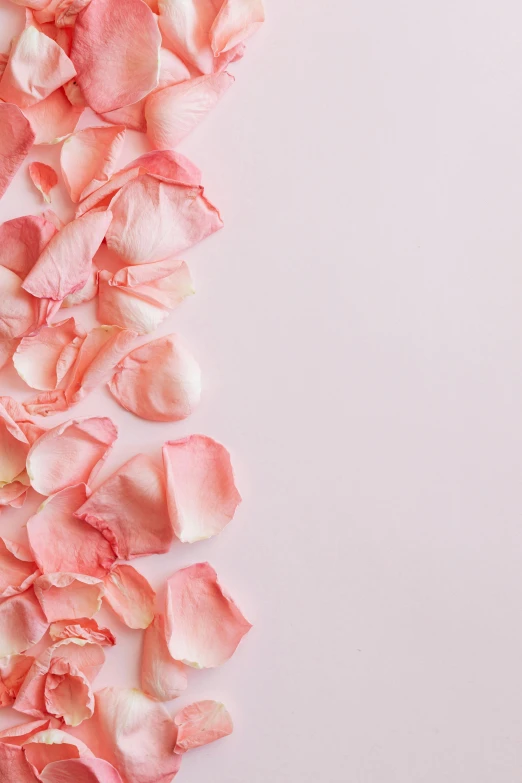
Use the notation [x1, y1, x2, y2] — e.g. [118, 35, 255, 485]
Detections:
[55, 0, 93, 27]
[210, 0, 265, 56]
[0, 214, 57, 278]
[163, 435, 241, 543]
[28, 161, 59, 203]
[0, 266, 38, 339]
[0, 537, 39, 598]
[61, 125, 126, 202]
[23, 729, 94, 773]
[0, 103, 36, 199]
[165, 562, 251, 668]
[23, 88, 83, 145]
[49, 618, 116, 646]
[99, 102, 147, 134]
[174, 700, 233, 753]
[0, 589, 49, 657]
[62, 266, 98, 307]
[0, 395, 32, 486]
[0, 743, 39, 783]
[0, 719, 52, 745]
[102, 565, 155, 630]
[108, 333, 201, 422]
[75, 167, 142, 218]
[23, 389, 69, 417]
[141, 614, 187, 701]
[0, 654, 35, 706]
[34, 573, 105, 621]
[40, 757, 124, 783]
[70, 0, 161, 114]
[14, 317, 83, 391]
[158, 0, 219, 74]
[123, 149, 201, 185]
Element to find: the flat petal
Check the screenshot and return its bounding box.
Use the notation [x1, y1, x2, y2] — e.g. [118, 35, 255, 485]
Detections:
[210, 0, 264, 55]
[0, 654, 35, 706]
[61, 125, 126, 203]
[49, 618, 115, 646]
[163, 435, 241, 543]
[105, 173, 222, 264]
[23, 209, 113, 301]
[62, 266, 98, 307]
[102, 565, 155, 630]
[146, 73, 234, 149]
[141, 614, 187, 701]
[0, 267, 37, 339]
[0, 103, 36, 199]
[14, 317, 82, 390]
[34, 573, 105, 621]
[28, 161, 58, 203]
[0, 536, 39, 599]
[158, 0, 218, 74]
[40, 758, 124, 783]
[23, 87, 83, 145]
[174, 700, 233, 752]
[70, 0, 161, 114]
[0, 26, 76, 108]
[0, 214, 57, 278]
[0, 590, 48, 657]
[99, 101, 147, 133]
[165, 562, 251, 668]
[123, 149, 201, 185]
[0, 744, 39, 783]
[109, 333, 200, 422]
[27, 485, 117, 577]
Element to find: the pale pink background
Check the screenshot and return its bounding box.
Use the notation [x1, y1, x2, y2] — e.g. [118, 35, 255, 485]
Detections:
[2, 1, 522, 780]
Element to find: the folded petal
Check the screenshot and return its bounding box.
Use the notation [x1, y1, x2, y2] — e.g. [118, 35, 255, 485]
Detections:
[61, 125, 126, 202]
[0, 744, 39, 783]
[0, 103, 36, 199]
[165, 562, 251, 668]
[23, 389, 69, 417]
[0, 537, 39, 598]
[141, 615, 187, 701]
[23, 87, 83, 144]
[34, 573, 105, 621]
[0, 396, 32, 486]
[174, 700, 233, 753]
[0, 266, 38, 339]
[28, 161, 58, 203]
[0, 214, 57, 278]
[146, 73, 234, 149]
[62, 266, 98, 307]
[0, 719, 52, 745]
[108, 333, 200, 422]
[99, 101, 147, 133]
[70, 0, 161, 114]
[75, 168, 142, 218]
[210, 0, 265, 55]
[163, 435, 241, 543]
[55, 0, 93, 27]
[105, 173, 222, 264]
[27, 484, 117, 577]
[123, 149, 201, 185]
[0, 26, 76, 108]
[23, 209, 113, 301]
[14, 317, 82, 390]
[50, 618, 115, 646]
[0, 654, 35, 706]
[158, 0, 219, 74]
[0, 590, 49, 657]
[102, 565, 155, 630]
[24, 731, 92, 773]
[40, 758, 124, 783]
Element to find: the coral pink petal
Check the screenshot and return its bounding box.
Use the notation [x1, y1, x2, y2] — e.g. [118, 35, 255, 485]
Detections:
[75, 168, 141, 218]
[123, 149, 201, 185]
[23, 389, 69, 417]
[100, 102, 147, 133]
[0, 589, 49, 657]
[62, 266, 98, 307]
[210, 0, 265, 55]
[105, 173, 223, 264]
[55, 0, 93, 27]
[29, 162, 58, 203]
[0, 719, 52, 745]
[0, 266, 38, 338]
[0, 214, 57, 277]
[14, 317, 81, 390]
[27, 484, 117, 577]
[40, 758, 124, 783]
[158, 0, 218, 74]
[0, 537, 39, 598]
[165, 562, 251, 668]
[102, 565, 155, 630]
[50, 618, 115, 646]
[0, 744, 39, 783]
[0, 337, 20, 370]
[24, 88, 83, 145]
[70, 0, 161, 114]
[146, 73, 234, 149]
[61, 125, 126, 202]
[108, 333, 200, 422]
[0, 104, 35, 200]
[0, 26, 76, 108]
[0, 654, 35, 706]
[174, 700, 233, 753]
[23, 209, 113, 301]
[34, 573, 105, 621]
[23, 729, 94, 772]
[141, 614, 187, 701]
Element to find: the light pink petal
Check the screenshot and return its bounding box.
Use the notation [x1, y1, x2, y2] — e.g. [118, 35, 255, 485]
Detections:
[105, 173, 223, 264]
[163, 435, 241, 543]
[0, 395, 44, 444]
[0, 26, 76, 108]
[26, 417, 117, 496]
[14, 317, 82, 390]
[75, 168, 141, 218]
[146, 73, 234, 149]
[0, 719, 52, 745]
[0, 654, 35, 706]
[23, 87, 83, 145]
[0, 52, 7, 78]
[49, 618, 115, 646]
[165, 562, 251, 668]
[0, 536, 39, 598]
[108, 333, 200, 422]
[28, 161, 58, 203]
[141, 614, 187, 701]
[0, 481, 29, 508]
[27, 484, 117, 577]
[62, 266, 98, 307]
[55, 0, 92, 27]
[0, 589, 49, 657]
[0, 336, 20, 370]
[63, 76, 87, 106]
[0, 395, 32, 486]
[0, 214, 57, 278]
[70, 0, 161, 114]
[158, 0, 219, 74]
[45, 665, 94, 726]
[157, 47, 191, 87]
[174, 700, 233, 753]
[98, 260, 193, 334]
[0, 743, 39, 783]
[61, 125, 126, 203]
[210, 0, 264, 55]
[0, 103, 35, 200]
[123, 149, 201, 185]
[23, 209, 113, 301]
[0, 267, 37, 338]
[102, 565, 155, 630]
[34, 573, 105, 621]
[24, 729, 93, 773]
[100, 101, 147, 133]
[41, 758, 124, 783]
[23, 389, 69, 417]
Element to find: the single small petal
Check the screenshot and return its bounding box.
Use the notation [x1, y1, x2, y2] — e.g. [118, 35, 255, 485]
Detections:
[13, 317, 82, 391]
[163, 435, 241, 543]
[23, 88, 83, 145]
[49, 618, 115, 646]
[0, 537, 39, 599]
[26, 417, 117, 496]
[70, 0, 161, 114]
[0, 589, 48, 657]
[34, 573, 105, 621]
[61, 125, 126, 203]
[108, 333, 200, 422]
[0, 103, 36, 200]
[62, 266, 98, 307]
[23, 729, 94, 773]
[102, 565, 155, 630]
[0, 214, 57, 278]
[165, 562, 251, 668]
[141, 614, 187, 701]
[27, 485, 117, 577]
[0, 744, 39, 783]
[174, 700, 233, 753]
[40, 758, 124, 783]
[28, 162, 59, 203]
[146, 73, 234, 149]
[123, 149, 201, 185]
[0, 654, 35, 706]
[0, 266, 37, 339]
[210, 0, 265, 56]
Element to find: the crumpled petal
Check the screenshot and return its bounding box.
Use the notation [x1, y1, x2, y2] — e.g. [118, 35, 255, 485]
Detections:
[62, 266, 98, 307]
[0, 654, 35, 706]
[61, 125, 126, 202]
[174, 700, 233, 753]
[14, 317, 83, 390]
[141, 614, 187, 701]
[55, 0, 93, 27]
[0, 743, 39, 783]
[163, 435, 241, 543]
[102, 565, 155, 630]
[50, 618, 115, 646]
[70, 0, 161, 114]
[34, 573, 105, 621]
[0, 214, 57, 278]
[0, 589, 49, 657]
[0, 719, 52, 745]
[108, 333, 200, 422]
[0, 26, 76, 108]
[28, 162, 58, 203]
[23, 87, 83, 145]
[98, 259, 193, 334]
[26, 417, 117, 496]
[146, 72, 234, 149]
[165, 562, 251, 668]
[23, 209, 113, 301]
[105, 173, 222, 264]
[0, 103, 36, 199]
[210, 0, 265, 55]
[27, 484, 117, 577]
[0, 537, 39, 598]
[0, 266, 37, 339]
[40, 757, 124, 783]
[23, 729, 94, 772]
[123, 149, 201, 185]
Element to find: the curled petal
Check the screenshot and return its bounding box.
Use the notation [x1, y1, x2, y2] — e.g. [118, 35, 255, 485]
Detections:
[14, 317, 82, 390]
[34, 573, 105, 621]
[0, 654, 35, 706]
[210, 0, 265, 55]
[123, 149, 201, 185]
[0, 719, 52, 745]
[0, 744, 39, 783]
[28, 162, 58, 203]
[23, 88, 83, 145]
[23, 730, 93, 772]
[0, 537, 39, 599]
[61, 125, 126, 203]
[0, 214, 57, 278]
[99, 101, 147, 133]
[174, 700, 233, 753]
[75, 167, 142, 218]
[0, 103, 35, 200]
[40, 758, 124, 783]
[0, 590, 48, 657]
[0, 395, 32, 486]
[165, 562, 251, 668]
[23, 389, 69, 417]
[141, 614, 187, 701]
[50, 618, 115, 646]
[102, 565, 155, 630]
[158, 0, 219, 74]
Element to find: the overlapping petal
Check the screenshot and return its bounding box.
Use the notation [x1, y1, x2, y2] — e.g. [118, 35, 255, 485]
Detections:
[28, 162, 59, 203]
[40, 757, 124, 783]
[34, 573, 105, 621]
[0, 266, 37, 339]
[123, 149, 201, 185]
[102, 565, 155, 630]
[141, 614, 187, 701]
[0, 589, 49, 657]
[174, 700, 233, 752]
[62, 266, 98, 307]
[61, 125, 126, 202]
[210, 0, 265, 55]
[23, 88, 83, 144]
[0, 214, 57, 278]
[0, 537, 39, 598]
[0, 654, 35, 706]
[158, 0, 219, 74]
[50, 618, 116, 646]
[14, 318, 83, 390]
[23, 729, 94, 772]
[0, 743, 39, 783]
[0, 102, 35, 198]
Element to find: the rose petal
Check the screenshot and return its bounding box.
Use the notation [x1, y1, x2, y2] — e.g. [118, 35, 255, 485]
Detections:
[102, 565, 155, 630]
[23, 88, 83, 145]
[0, 214, 57, 278]
[0, 589, 49, 657]
[28, 162, 59, 203]
[105, 173, 222, 264]
[163, 435, 241, 543]
[14, 318, 82, 391]
[0, 744, 39, 783]
[0, 395, 44, 444]
[0, 395, 32, 486]
[23, 389, 69, 417]
[0, 103, 36, 199]
[61, 125, 126, 203]
[0, 719, 52, 745]
[174, 700, 233, 753]
[108, 333, 200, 422]
[0, 537, 39, 599]
[55, 0, 93, 27]
[27, 484, 117, 577]
[123, 149, 201, 185]
[0, 337, 20, 370]
[75, 168, 142, 218]
[141, 614, 187, 701]
[210, 0, 265, 56]
[24, 730, 92, 773]
[40, 758, 124, 783]
[0, 268, 38, 343]
[70, 0, 161, 114]
[0, 654, 35, 706]
[49, 618, 115, 646]
[146, 73, 234, 149]
[158, 0, 219, 74]
[62, 266, 98, 307]
[99, 101, 147, 133]
[34, 573, 105, 621]
[165, 562, 251, 668]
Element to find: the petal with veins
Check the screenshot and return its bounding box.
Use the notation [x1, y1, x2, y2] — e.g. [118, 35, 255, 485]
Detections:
[0, 104, 35, 199]
[158, 0, 218, 74]
[0, 214, 57, 278]
[61, 125, 126, 203]
[62, 266, 98, 307]
[23, 88, 83, 145]
[210, 0, 265, 55]
[34, 573, 105, 621]
[141, 614, 187, 701]
[0, 590, 48, 657]
[40, 758, 124, 783]
[50, 618, 115, 646]
[14, 318, 82, 390]
[123, 149, 201, 185]
[28, 162, 58, 203]
[174, 700, 233, 752]
[102, 565, 155, 630]
[0, 744, 39, 783]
